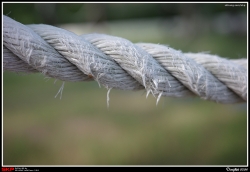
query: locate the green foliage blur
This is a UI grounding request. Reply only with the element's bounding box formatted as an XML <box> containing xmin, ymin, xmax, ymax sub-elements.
<box><xmin>3</xmin><ymin>3</ymin><xmax>246</xmax><ymax>24</ymax></box>
<box><xmin>3</xmin><ymin>3</ymin><xmax>247</xmax><ymax>165</ymax></box>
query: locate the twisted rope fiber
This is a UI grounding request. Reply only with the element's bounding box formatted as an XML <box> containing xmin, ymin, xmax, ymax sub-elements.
<box><xmin>3</xmin><ymin>15</ymin><xmax>247</xmax><ymax>104</ymax></box>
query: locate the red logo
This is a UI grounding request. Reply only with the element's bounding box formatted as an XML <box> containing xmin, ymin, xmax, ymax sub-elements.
<box><xmin>2</xmin><ymin>167</ymin><xmax>14</xmax><ymax>172</ymax></box>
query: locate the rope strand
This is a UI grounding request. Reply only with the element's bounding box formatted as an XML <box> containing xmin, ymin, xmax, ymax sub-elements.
<box><xmin>3</xmin><ymin>15</ymin><xmax>247</xmax><ymax>104</ymax></box>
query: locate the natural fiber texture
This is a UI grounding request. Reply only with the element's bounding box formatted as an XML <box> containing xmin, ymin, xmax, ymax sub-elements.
<box><xmin>3</xmin><ymin>15</ymin><xmax>247</xmax><ymax>104</ymax></box>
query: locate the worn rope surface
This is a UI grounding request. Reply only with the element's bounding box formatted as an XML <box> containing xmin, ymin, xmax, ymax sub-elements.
<box><xmin>3</xmin><ymin>15</ymin><xmax>247</xmax><ymax>104</ymax></box>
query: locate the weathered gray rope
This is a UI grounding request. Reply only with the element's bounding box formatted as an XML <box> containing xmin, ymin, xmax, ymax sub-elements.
<box><xmin>3</xmin><ymin>15</ymin><xmax>247</xmax><ymax>104</ymax></box>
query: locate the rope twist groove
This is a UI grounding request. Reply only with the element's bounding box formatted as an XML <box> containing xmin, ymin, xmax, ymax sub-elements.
<box><xmin>3</xmin><ymin>15</ymin><xmax>247</xmax><ymax>104</ymax></box>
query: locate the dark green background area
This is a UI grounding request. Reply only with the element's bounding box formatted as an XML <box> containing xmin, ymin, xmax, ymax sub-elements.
<box><xmin>3</xmin><ymin>3</ymin><xmax>247</xmax><ymax>165</ymax></box>
<box><xmin>3</xmin><ymin>3</ymin><xmax>246</xmax><ymax>24</ymax></box>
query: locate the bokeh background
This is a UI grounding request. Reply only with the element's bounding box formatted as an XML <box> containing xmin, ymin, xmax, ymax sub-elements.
<box><xmin>2</xmin><ymin>3</ymin><xmax>247</xmax><ymax>165</ymax></box>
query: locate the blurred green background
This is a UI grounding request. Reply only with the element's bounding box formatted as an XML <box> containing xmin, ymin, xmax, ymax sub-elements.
<box><xmin>3</xmin><ymin>3</ymin><xmax>247</xmax><ymax>165</ymax></box>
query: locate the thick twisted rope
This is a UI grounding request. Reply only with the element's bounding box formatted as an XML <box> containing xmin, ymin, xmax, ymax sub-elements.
<box><xmin>3</xmin><ymin>15</ymin><xmax>247</xmax><ymax>104</ymax></box>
